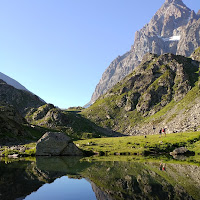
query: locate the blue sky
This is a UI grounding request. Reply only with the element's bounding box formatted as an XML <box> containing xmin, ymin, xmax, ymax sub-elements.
<box><xmin>0</xmin><ymin>0</ymin><xmax>199</xmax><ymax>108</ymax></box>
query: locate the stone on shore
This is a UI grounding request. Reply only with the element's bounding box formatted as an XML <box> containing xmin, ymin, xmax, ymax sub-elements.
<box><xmin>36</xmin><ymin>132</ymin><xmax>83</xmax><ymax>156</ymax></box>
<box><xmin>170</xmin><ymin>147</ymin><xmax>194</xmax><ymax>156</ymax></box>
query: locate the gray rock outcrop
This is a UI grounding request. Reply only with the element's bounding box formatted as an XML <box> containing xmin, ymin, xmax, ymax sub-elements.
<box><xmin>170</xmin><ymin>147</ymin><xmax>194</xmax><ymax>156</ymax></box>
<box><xmin>170</xmin><ymin>147</ymin><xmax>188</xmax><ymax>155</ymax></box>
<box><xmin>36</xmin><ymin>132</ymin><xmax>83</xmax><ymax>156</ymax></box>
<box><xmin>88</xmin><ymin>0</ymin><xmax>200</xmax><ymax>105</ymax></box>
<box><xmin>26</xmin><ymin>104</ymin><xmax>70</xmax><ymax>129</ymax></box>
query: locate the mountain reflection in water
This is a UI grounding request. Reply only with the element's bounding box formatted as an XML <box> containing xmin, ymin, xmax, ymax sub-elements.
<box><xmin>0</xmin><ymin>156</ymin><xmax>200</xmax><ymax>200</ymax></box>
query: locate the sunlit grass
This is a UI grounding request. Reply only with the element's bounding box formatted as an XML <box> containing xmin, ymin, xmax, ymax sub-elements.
<box><xmin>75</xmin><ymin>131</ymin><xmax>200</xmax><ymax>155</ymax></box>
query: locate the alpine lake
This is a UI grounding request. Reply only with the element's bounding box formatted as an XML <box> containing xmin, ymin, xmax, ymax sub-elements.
<box><xmin>1</xmin><ymin>155</ymin><xmax>200</xmax><ymax>200</ymax></box>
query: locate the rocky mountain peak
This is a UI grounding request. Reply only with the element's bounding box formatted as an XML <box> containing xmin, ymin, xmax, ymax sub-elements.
<box><xmin>88</xmin><ymin>0</ymin><xmax>200</xmax><ymax>106</ymax></box>
<box><xmin>149</xmin><ymin>0</ymin><xmax>191</xmax><ymax>38</ymax></box>
<box><xmin>165</xmin><ymin>0</ymin><xmax>184</xmax><ymax>5</ymax></box>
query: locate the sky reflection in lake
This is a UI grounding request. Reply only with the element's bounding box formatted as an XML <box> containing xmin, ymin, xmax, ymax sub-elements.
<box><xmin>24</xmin><ymin>176</ymin><xmax>96</xmax><ymax>200</ymax></box>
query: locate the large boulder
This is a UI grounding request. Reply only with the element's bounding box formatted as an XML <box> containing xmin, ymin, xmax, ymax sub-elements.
<box><xmin>170</xmin><ymin>147</ymin><xmax>195</xmax><ymax>156</ymax></box>
<box><xmin>36</xmin><ymin>132</ymin><xmax>83</xmax><ymax>156</ymax></box>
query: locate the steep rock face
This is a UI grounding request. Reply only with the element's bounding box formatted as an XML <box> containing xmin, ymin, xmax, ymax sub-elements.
<box><xmin>177</xmin><ymin>18</ymin><xmax>200</xmax><ymax>56</ymax></box>
<box><xmin>89</xmin><ymin>0</ymin><xmax>200</xmax><ymax>105</ymax></box>
<box><xmin>190</xmin><ymin>47</ymin><xmax>200</xmax><ymax>88</ymax></box>
<box><xmin>0</xmin><ymin>79</ymin><xmax>45</xmax><ymax>115</ymax></box>
<box><xmin>83</xmin><ymin>51</ymin><xmax>200</xmax><ymax>135</ymax></box>
<box><xmin>26</xmin><ymin>104</ymin><xmax>72</xmax><ymax>128</ymax></box>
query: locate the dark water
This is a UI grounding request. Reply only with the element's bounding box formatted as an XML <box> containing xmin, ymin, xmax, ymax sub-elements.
<box><xmin>0</xmin><ymin>156</ymin><xmax>200</xmax><ymax>200</ymax></box>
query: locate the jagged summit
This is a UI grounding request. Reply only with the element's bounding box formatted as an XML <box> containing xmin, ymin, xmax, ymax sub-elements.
<box><xmin>165</xmin><ymin>0</ymin><xmax>184</xmax><ymax>5</ymax></box>
<box><xmin>149</xmin><ymin>0</ymin><xmax>191</xmax><ymax>38</ymax></box>
<box><xmin>88</xmin><ymin>0</ymin><xmax>200</xmax><ymax>106</ymax></box>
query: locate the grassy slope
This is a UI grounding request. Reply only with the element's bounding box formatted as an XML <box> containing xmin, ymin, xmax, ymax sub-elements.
<box><xmin>145</xmin><ymin>83</ymin><xmax>200</xmax><ymax>123</ymax></box>
<box><xmin>26</xmin><ymin>105</ymin><xmax>108</xmax><ymax>140</ymax></box>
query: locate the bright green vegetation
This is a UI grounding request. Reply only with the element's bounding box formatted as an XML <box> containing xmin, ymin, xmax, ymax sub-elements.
<box><xmin>191</xmin><ymin>46</ymin><xmax>200</xmax><ymax>62</ymax></box>
<box><xmin>0</xmin><ymin>156</ymin><xmax>36</xmax><ymax>164</ymax></box>
<box><xmin>75</xmin><ymin>131</ymin><xmax>200</xmax><ymax>156</ymax></box>
<box><xmin>83</xmin><ymin>154</ymin><xmax>200</xmax><ymax>165</ymax></box>
<box><xmin>0</xmin><ymin>143</ymin><xmax>36</xmax><ymax>157</ymax></box>
<box><xmin>66</xmin><ymin>106</ymin><xmax>84</xmax><ymax>112</ymax></box>
<box><xmin>82</xmin><ymin>94</ymin><xmax>143</xmax><ymax>133</ymax></box>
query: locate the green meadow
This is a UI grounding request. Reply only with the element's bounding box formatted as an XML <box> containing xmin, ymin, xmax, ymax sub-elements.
<box><xmin>1</xmin><ymin>131</ymin><xmax>200</xmax><ymax>160</ymax></box>
<box><xmin>75</xmin><ymin>131</ymin><xmax>200</xmax><ymax>156</ymax></box>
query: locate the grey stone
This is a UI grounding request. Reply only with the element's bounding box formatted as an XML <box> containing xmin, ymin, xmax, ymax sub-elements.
<box><xmin>170</xmin><ymin>147</ymin><xmax>189</xmax><ymax>155</ymax></box>
<box><xmin>36</xmin><ymin>132</ymin><xmax>83</xmax><ymax>156</ymax></box>
<box><xmin>61</xmin><ymin>143</ymin><xmax>84</xmax><ymax>156</ymax></box>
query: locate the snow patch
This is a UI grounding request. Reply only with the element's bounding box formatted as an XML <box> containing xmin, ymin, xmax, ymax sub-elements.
<box><xmin>169</xmin><ymin>35</ymin><xmax>181</xmax><ymax>41</ymax></box>
<box><xmin>157</xmin><ymin>35</ymin><xmax>181</xmax><ymax>42</ymax></box>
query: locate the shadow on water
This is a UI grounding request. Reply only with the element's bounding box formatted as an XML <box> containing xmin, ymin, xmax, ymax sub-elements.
<box><xmin>0</xmin><ymin>156</ymin><xmax>200</xmax><ymax>200</ymax></box>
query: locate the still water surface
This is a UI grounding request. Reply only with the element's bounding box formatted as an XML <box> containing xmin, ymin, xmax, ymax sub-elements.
<box><xmin>24</xmin><ymin>176</ymin><xmax>96</xmax><ymax>200</ymax></box>
<box><xmin>1</xmin><ymin>156</ymin><xmax>200</xmax><ymax>200</ymax></box>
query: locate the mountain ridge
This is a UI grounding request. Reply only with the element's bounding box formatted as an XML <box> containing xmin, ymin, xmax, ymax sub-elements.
<box><xmin>0</xmin><ymin>79</ymin><xmax>45</xmax><ymax>115</ymax></box>
<box><xmin>82</xmin><ymin>47</ymin><xmax>200</xmax><ymax>136</ymax></box>
<box><xmin>0</xmin><ymin>72</ymin><xmax>28</xmax><ymax>91</ymax></box>
<box><xmin>88</xmin><ymin>0</ymin><xmax>200</xmax><ymax>106</ymax></box>
<box><xmin>0</xmin><ymin>71</ymin><xmax>45</xmax><ymax>103</ymax></box>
